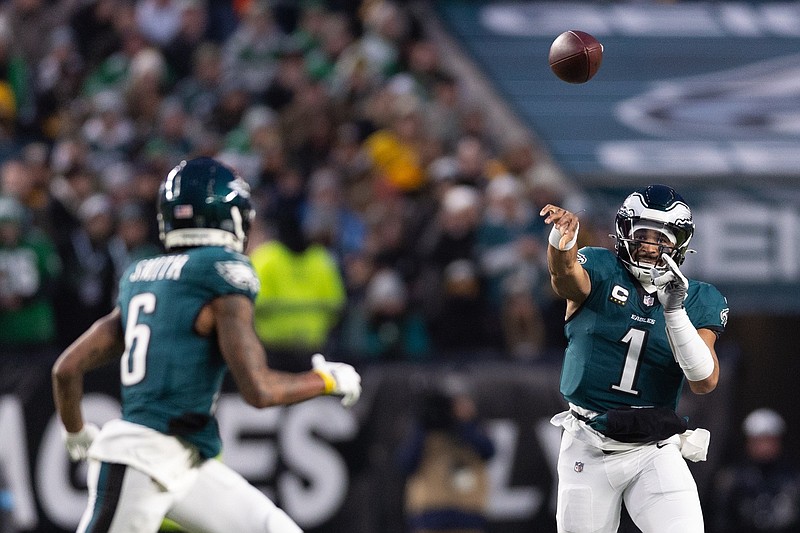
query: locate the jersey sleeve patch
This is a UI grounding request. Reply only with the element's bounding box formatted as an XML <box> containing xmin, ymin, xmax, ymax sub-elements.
<box><xmin>214</xmin><ymin>261</ymin><xmax>260</xmax><ymax>294</ymax></box>
<box><xmin>687</xmin><ymin>282</ymin><xmax>729</xmax><ymax>331</ymax></box>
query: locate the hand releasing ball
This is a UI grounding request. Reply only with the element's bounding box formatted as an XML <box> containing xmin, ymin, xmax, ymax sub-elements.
<box><xmin>549</xmin><ymin>30</ymin><xmax>603</xmax><ymax>84</ymax></box>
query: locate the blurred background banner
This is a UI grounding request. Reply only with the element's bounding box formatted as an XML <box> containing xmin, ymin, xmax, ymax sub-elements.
<box><xmin>435</xmin><ymin>1</ymin><xmax>800</xmax><ymax>182</ymax></box>
<box><xmin>0</xmin><ymin>361</ymin><xmax>733</xmax><ymax>533</ymax></box>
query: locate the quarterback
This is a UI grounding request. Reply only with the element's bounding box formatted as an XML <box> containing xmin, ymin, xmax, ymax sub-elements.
<box><xmin>540</xmin><ymin>185</ymin><xmax>728</xmax><ymax>533</ymax></box>
<box><xmin>52</xmin><ymin>157</ymin><xmax>361</xmax><ymax>533</ymax></box>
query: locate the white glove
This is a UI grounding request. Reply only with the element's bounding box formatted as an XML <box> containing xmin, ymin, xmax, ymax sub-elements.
<box><xmin>312</xmin><ymin>354</ymin><xmax>362</xmax><ymax>407</ymax></box>
<box><xmin>650</xmin><ymin>254</ymin><xmax>688</xmax><ymax>312</ymax></box>
<box><xmin>63</xmin><ymin>423</ymin><xmax>99</xmax><ymax>461</ymax></box>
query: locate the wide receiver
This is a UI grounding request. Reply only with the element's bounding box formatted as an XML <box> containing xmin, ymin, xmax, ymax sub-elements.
<box><xmin>52</xmin><ymin>157</ymin><xmax>361</xmax><ymax>533</ymax></box>
<box><xmin>540</xmin><ymin>185</ymin><xmax>728</xmax><ymax>533</ymax></box>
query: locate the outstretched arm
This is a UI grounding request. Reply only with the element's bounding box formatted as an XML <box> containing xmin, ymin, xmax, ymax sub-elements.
<box><xmin>540</xmin><ymin>204</ymin><xmax>591</xmax><ymax>310</ymax></box>
<box><xmin>52</xmin><ymin>308</ymin><xmax>125</xmax><ymax>433</ymax></box>
<box><xmin>210</xmin><ymin>294</ymin><xmax>361</xmax><ymax>407</ymax></box>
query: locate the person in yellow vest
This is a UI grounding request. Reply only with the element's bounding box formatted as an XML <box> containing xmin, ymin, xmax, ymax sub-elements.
<box><xmin>250</xmin><ymin>202</ymin><xmax>346</xmax><ymax>372</ymax></box>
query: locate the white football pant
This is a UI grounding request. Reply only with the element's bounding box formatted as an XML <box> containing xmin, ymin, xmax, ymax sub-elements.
<box><xmin>77</xmin><ymin>458</ymin><xmax>302</xmax><ymax>533</ymax></box>
<box><xmin>555</xmin><ymin>431</ymin><xmax>704</xmax><ymax>533</ymax></box>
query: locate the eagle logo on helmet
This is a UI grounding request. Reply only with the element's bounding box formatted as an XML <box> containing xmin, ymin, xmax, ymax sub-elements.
<box><xmin>617</xmin><ymin>205</ymin><xmax>635</xmax><ymax>218</ymax></box>
<box><xmin>228</xmin><ymin>177</ymin><xmax>251</xmax><ymax>199</ymax></box>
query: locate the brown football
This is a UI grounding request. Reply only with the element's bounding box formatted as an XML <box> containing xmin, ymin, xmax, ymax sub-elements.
<box><xmin>549</xmin><ymin>30</ymin><xmax>603</xmax><ymax>84</ymax></box>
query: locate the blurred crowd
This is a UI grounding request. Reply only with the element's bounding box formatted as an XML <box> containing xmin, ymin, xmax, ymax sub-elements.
<box><xmin>0</xmin><ymin>0</ymin><xmax>583</xmax><ymax>369</ymax></box>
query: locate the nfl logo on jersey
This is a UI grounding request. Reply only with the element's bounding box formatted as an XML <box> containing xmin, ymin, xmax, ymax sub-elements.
<box><xmin>574</xmin><ymin>461</ymin><xmax>584</xmax><ymax>473</ymax></box>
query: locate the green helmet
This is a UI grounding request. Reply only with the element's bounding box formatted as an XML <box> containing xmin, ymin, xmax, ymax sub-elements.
<box><xmin>158</xmin><ymin>157</ymin><xmax>254</xmax><ymax>253</ymax></box>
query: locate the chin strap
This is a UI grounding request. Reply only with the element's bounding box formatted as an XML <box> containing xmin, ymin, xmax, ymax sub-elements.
<box><xmin>628</xmin><ymin>264</ymin><xmax>657</xmax><ymax>292</ymax></box>
<box><xmin>664</xmin><ymin>309</ymin><xmax>714</xmax><ymax>381</ymax></box>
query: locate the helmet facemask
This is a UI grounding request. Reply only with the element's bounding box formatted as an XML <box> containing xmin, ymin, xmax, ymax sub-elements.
<box><xmin>613</xmin><ymin>185</ymin><xmax>695</xmax><ymax>286</ymax></box>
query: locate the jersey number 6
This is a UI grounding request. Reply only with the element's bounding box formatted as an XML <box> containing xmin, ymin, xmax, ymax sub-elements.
<box><xmin>120</xmin><ymin>292</ymin><xmax>156</xmax><ymax>386</ymax></box>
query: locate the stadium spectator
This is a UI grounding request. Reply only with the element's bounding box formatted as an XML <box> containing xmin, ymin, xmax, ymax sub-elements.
<box><xmin>303</xmin><ymin>9</ymin><xmax>354</xmax><ymax>86</ymax></box>
<box><xmin>53</xmin><ymin>193</ymin><xmax>118</xmax><ymax>348</ymax></box>
<box><xmin>362</xmin><ymin>92</ymin><xmax>430</xmax><ymax>195</ymax></box>
<box><xmin>171</xmin><ymin>42</ymin><xmax>223</xmax><ymax>126</ymax></box>
<box><xmin>108</xmin><ymin>201</ymin><xmax>162</xmax><ymax>275</ymax></box>
<box><xmin>45</xmin><ymin>150</ymin><xmax>95</xmax><ymax>245</ymax></box>
<box><xmin>0</xmin><ymin>156</ymin><xmax>46</xmax><ymax>226</ymax></box>
<box><xmin>135</xmin><ymin>0</ymin><xmax>185</xmax><ymax>48</ymax></box>
<box><xmin>416</xmin><ymin>184</ymin><xmax>502</xmax><ymax>359</ymax></box>
<box><xmin>300</xmin><ymin>165</ymin><xmax>366</xmax><ymax>264</ymax></box>
<box><xmin>80</xmin><ymin>90</ymin><xmax>136</xmax><ymax>173</ymax></box>
<box><xmin>0</xmin><ymin>196</ymin><xmax>61</xmax><ymax>407</ymax></box>
<box><xmin>216</xmin><ymin>104</ymin><xmax>278</xmax><ymax>185</ymax></box>
<box><xmin>162</xmin><ymin>0</ymin><xmax>211</xmax><ymax>81</ymax></box>
<box><xmin>220</xmin><ymin>0</ymin><xmax>286</xmax><ymax>99</ymax></box>
<box><xmin>0</xmin><ymin>195</ymin><xmax>61</xmax><ymax>355</ymax></box>
<box><xmin>708</xmin><ymin>408</ymin><xmax>800</xmax><ymax>533</ymax></box>
<box><xmin>69</xmin><ymin>0</ymin><xmax>122</xmax><ymax>74</ymax></box>
<box><xmin>474</xmin><ymin>173</ymin><xmax>551</xmax><ymax>360</ymax></box>
<box><xmin>249</xmin><ymin>196</ymin><xmax>346</xmax><ymax>372</ymax></box>
<box><xmin>141</xmin><ymin>98</ymin><xmax>197</xmax><ymax>171</ymax></box>
<box><xmin>80</xmin><ymin>25</ymin><xmax>149</xmax><ymax>97</ymax></box>
<box><xmin>398</xmin><ymin>380</ymin><xmax>495</xmax><ymax>533</ymax></box>
<box><xmin>339</xmin><ymin>266</ymin><xmax>430</xmax><ymax>362</ymax></box>
<box><xmin>423</xmin><ymin>70</ymin><xmax>463</xmax><ymax>152</ymax></box>
<box><xmin>33</xmin><ymin>26</ymin><xmax>85</xmax><ymax>141</ymax></box>
<box><xmin>476</xmin><ymin>173</ymin><xmax>546</xmax><ymax>311</ymax></box>
<box><xmin>6</xmin><ymin>0</ymin><xmax>78</xmax><ymax>66</ymax></box>
<box><xmin>0</xmin><ymin>15</ymin><xmax>31</xmax><ymax>138</ymax></box>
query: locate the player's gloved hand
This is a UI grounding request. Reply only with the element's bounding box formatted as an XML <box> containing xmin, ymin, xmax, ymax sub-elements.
<box><xmin>62</xmin><ymin>423</ymin><xmax>99</xmax><ymax>461</ymax></box>
<box><xmin>650</xmin><ymin>253</ymin><xmax>688</xmax><ymax>312</ymax></box>
<box><xmin>312</xmin><ymin>354</ymin><xmax>362</xmax><ymax>407</ymax></box>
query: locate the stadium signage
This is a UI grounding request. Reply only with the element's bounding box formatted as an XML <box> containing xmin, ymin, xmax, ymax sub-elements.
<box><xmin>0</xmin><ymin>387</ymin><xmax>559</xmax><ymax>532</ymax></box>
<box><xmin>481</xmin><ymin>2</ymin><xmax>800</xmax><ymax>38</ymax></box>
<box><xmin>0</xmin><ymin>393</ymin><xmax>358</xmax><ymax>531</ymax></box>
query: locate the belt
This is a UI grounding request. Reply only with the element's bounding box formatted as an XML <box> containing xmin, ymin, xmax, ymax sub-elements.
<box><xmin>569</xmin><ymin>410</ymin><xmax>622</xmax><ymax>455</ymax></box>
<box><xmin>570</xmin><ymin>409</ymin><xmax>594</xmax><ymax>423</ymax></box>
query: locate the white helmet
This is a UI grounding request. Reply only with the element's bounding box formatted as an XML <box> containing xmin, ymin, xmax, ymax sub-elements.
<box><xmin>614</xmin><ymin>184</ymin><xmax>694</xmax><ymax>283</ymax></box>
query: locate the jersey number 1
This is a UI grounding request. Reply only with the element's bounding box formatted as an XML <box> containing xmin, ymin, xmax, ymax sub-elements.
<box><xmin>611</xmin><ymin>327</ymin><xmax>647</xmax><ymax>396</ymax></box>
<box><xmin>120</xmin><ymin>293</ymin><xmax>156</xmax><ymax>386</ymax></box>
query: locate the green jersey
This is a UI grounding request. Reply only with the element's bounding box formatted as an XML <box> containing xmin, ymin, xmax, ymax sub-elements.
<box><xmin>116</xmin><ymin>247</ymin><xmax>260</xmax><ymax>458</ymax></box>
<box><xmin>561</xmin><ymin>247</ymin><xmax>728</xmax><ymax>414</ymax></box>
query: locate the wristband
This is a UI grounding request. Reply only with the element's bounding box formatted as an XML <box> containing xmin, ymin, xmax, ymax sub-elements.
<box><xmin>548</xmin><ymin>223</ymin><xmax>579</xmax><ymax>251</ymax></box>
<box><xmin>313</xmin><ymin>368</ymin><xmax>336</xmax><ymax>393</ymax></box>
<box><xmin>664</xmin><ymin>309</ymin><xmax>714</xmax><ymax>381</ymax></box>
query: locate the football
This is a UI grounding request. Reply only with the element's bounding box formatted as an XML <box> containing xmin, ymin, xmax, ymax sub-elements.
<box><xmin>548</xmin><ymin>30</ymin><xmax>604</xmax><ymax>84</ymax></box>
